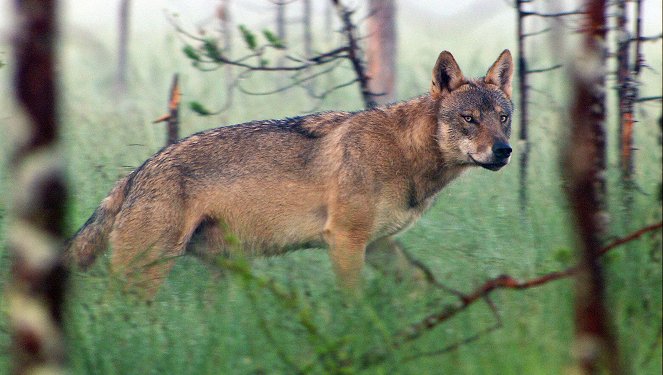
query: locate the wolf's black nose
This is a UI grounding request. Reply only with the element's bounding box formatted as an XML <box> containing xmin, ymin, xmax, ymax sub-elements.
<box><xmin>493</xmin><ymin>142</ymin><xmax>512</xmax><ymax>159</ymax></box>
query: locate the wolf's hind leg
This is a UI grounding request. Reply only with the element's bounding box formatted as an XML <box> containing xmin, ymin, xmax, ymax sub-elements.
<box><xmin>109</xmin><ymin>199</ymin><xmax>198</xmax><ymax>299</ymax></box>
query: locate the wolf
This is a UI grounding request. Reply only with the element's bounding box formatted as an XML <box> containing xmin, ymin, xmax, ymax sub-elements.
<box><xmin>67</xmin><ymin>50</ymin><xmax>514</xmax><ymax>297</ymax></box>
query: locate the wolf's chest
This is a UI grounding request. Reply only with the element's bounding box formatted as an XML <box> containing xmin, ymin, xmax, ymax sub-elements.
<box><xmin>372</xmin><ymin>193</ymin><xmax>436</xmax><ymax>239</ymax></box>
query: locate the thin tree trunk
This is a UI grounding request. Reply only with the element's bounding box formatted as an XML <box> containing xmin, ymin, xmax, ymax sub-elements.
<box><xmin>166</xmin><ymin>74</ymin><xmax>180</xmax><ymax>145</ymax></box>
<box><xmin>302</xmin><ymin>0</ymin><xmax>315</xmax><ymax>93</ymax></box>
<box><xmin>581</xmin><ymin>0</ymin><xmax>609</xmax><ymax>210</ymax></box>
<box><xmin>276</xmin><ymin>1</ymin><xmax>286</xmax><ymax>42</ymax></box>
<box><xmin>633</xmin><ymin>0</ymin><xmax>643</xmax><ymax>77</ymax></box>
<box><xmin>516</xmin><ymin>0</ymin><xmax>529</xmax><ymax>211</ymax></box>
<box><xmin>616</xmin><ymin>0</ymin><xmax>635</xmax><ymax>189</ymax></box>
<box><xmin>366</xmin><ymin>0</ymin><xmax>397</xmax><ymax>105</ymax></box>
<box><xmin>303</xmin><ymin>0</ymin><xmax>313</xmax><ymax>58</ymax></box>
<box><xmin>218</xmin><ymin>0</ymin><xmax>234</xmax><ymax>110</ymax></box>
<box><xmin>275</xmin><ymin>0</ymin><xmax>286</xmax><ymax>67</ymax></box>
<box><xmin>565</xmin><ymin>1</ymin><xmax>621</xmax><ymax>373</ymax></box>
<box><xmin>331</xmin><ymin>0</ymin><xmax>377</xmax><ymax>109</ymax></box>
<box><xmin>116</xmin><ymin>0</ymin><xmax>131</xmax><ymax>93</ymax></box>
<box><xmin>324</xmin><ymin>0</ymin><xmax>334</xmax><ymax>45</ymax></box>
<box><xmin>10</xmin><ymin>0</ymin><xmax>69</xmax><ymax>373</ymax></box>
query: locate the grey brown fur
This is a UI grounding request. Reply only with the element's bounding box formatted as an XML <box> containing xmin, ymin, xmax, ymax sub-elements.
<box><xmin>67</xmin><ymin>50</ymin><xmax>515</xmax><ymax>297</ymax></box>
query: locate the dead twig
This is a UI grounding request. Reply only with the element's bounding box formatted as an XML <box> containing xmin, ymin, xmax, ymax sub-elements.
<box><xmin>391</xmin><ymin>221</ymin><xmax>661</xmax><ymax>348</ymax></box>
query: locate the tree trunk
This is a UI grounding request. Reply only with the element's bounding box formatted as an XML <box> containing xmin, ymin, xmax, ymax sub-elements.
<box><xmin>166</xmin><ymin>74</ymin><xmax>180</xmax><ymax>145</ymax></box>
<box><xmin>303</xmin><ymin>0</ymin><xmax>313</xmax><ymax>58</ymax></box>
<box><xmin>302</xmin><ymin>0</ymin><xmax>315</xmax><ymax>93</ymax></box>
<box><xmin>275</xmin><ymin>1</ymin><xmax>287</xmax><ymax>75</ymax></box>
<box><xmin>516</xmin><ymin>0</ymin><xmax>529</xmax><ymax>211</ymax></box>
<box><xmin>633</xmin><ymin>0</ymin><xmax>643</xmax><ymax>77</ymax></box>
<box><xmin>324</xmin><ymin>0</ymin><xmax>334</xmax><ymax>45</ymax></box>
<box><xmin>616</xmin><ymin>0</ymin><xmax>635</xmax><ymax>189</ymax></box>
<box><xmin>331</xmin><ymin>0</ymin><xmax>377</xmax><ymax>109</ymax></box>
<box><xmin>116</xmin><ymin>0</ymin><xmax>131</xmax><ymax>93</ymax></box>
<box><xmin>217</xmin><ymin>0</ymin><xmax>234</xmax><ymax>111</ymax></box>
<box><xmin>10</xmin><ymin>0</ymin><xmax>69</xmax><ymax>373</ymax></box>
<box><xmin>366</xmin><ymin>0</ymin><xmax>397</xmax><ymax>105</ymax></box>
<box><xmin>565</xmin><ymin>1</ymin><xmax>621</xmax><ymax>373</ymax></box>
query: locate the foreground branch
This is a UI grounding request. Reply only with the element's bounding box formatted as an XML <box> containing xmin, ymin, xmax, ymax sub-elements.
<box><xmin>391</xmin><ymin>221</ymin><xmax>661</xmax><ymax>348</ymax></box>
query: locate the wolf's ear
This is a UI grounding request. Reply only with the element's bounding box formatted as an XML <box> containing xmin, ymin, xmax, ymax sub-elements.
<box><xmin>431</xmin><ymin>51</ymin><xmax>466</xmax><ymax>99</ymax></box>
<box><xmin>485</xmin><ymin>49</ymin><xmax>514</xmax><ymax>99</ymax></box>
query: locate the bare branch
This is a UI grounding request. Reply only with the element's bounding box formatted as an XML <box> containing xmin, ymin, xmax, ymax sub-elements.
<box><xmin>527</xmin><ymin>63</ymin><xmax>563</xmax><ymax>74</ymax></box>
<box><xmin>521</xmin><ymin>9</ymin><xmax>585</xmax><ymax>18</ymax></box>
<box><xmin>629</xmin><ymin>34</ymin><xmax>663</xmax><ymax>43</ymax></box>
<box><xmin>169</xmin><ymin>2</ymin><xmax>382</xmax><ymax>113</ymax></box>
<box><xmin>237</xmin><ymin>60</ymin><xmax>344</xmax><ymax>98</ymax></box>
<box><xmin>389</xmin><ymin>221</ymin><xmax>661</xmax><ymax>349</ymax></box>
<box><xmin>523</xmin><ymin>27</ymin><xmax>552</xmax><ymax>38</ymax></box>
<box><xmin>600</xmin><ymin>222</ymin><xmax>663</xmax><ymax>255</ymax></box>
<box><xmin>400</xmin><ymin>296</ymin><xmax>502</xmax><ymax>362</ymax></box>
<box><xmin>635</xmin><ymin>96</ymin><xmax>662</xmax><ymax>103</ymax></box>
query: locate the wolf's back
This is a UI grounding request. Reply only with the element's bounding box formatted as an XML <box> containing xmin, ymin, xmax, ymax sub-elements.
<box><xmin>65</xmin><ymin>175</ymin><xmax>130</xmax><ymax>268</ymax></box>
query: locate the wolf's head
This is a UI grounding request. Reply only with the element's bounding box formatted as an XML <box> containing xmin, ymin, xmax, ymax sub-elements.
<box><xmin>431</xmin><ymin>50</ymin><xmax>514</xmax><ymax>171</ymax></box>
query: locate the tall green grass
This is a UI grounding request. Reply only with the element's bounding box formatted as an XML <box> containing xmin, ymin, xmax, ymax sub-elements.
<box><xmin>1</xmin><ymin>13</ymin><xmax>661</xmax><ymax>374</ymax></box>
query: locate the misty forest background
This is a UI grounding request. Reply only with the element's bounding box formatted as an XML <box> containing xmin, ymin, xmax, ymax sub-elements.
<box><xmin>0</xmin><ymin>0</ymin><xmax>662</xmax><ymax>374</ymax></box>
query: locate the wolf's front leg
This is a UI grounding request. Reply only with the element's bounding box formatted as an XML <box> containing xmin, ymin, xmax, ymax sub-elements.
<box><xmin>325</xmin><ymin>229</ymin><xmax>369</xmax><ymax>290</ymax></box>
<box><xmin>323</xmin><ymin>198</ymin><xmax>373</xmax><ymax>290</ymax></box>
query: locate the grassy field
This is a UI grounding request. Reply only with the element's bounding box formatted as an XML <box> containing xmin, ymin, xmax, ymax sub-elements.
<box><xmin>1</xmin><ymin>8</ymin><xmax>662</xmax><ymax>374</ymax></box>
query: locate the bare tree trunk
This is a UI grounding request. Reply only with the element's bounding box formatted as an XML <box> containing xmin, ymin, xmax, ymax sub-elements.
<box><xmin>565</xmin><ymin>1</ymin><xmax>621</xmax><ymax>373</ymax></box>
<box><xmin>331</xmin><ymin>0</ymin><xmax>378</xmax><ymax>109</ymax></box>
<box><xmin>276</xmin><ymin>1</ymin><xmax>286</xmax><ymax>41</ymax></box>
<box><xmin>217</xmin><ymin>0</ymin><xmax>234</xmax><ymax>111</ymax></box>
<box><xmin>516</xmin><ymin>0</ymin><xmax>530</xmax><ymax>211</ymax></box>
<box><xmin>303</xmin><ymin>0</ymin><xmax>313</xmax><ymax>58</ymax></box>
<box><xmin>616</xmin><ymin>0</ymin><xmax>635</xmax><ymax>192</ymax></box>
<box><xmin>274</xmin><ymin>1</ymin><xmax>287</xmax><ymax>76</ymax></box>
<box><xmin>116</xmin><ymin>0</ymin><xmax>131</xmax><ymax>93</ymax></box>
<box><xmin>633</xmin><ymin>0</ymin><xmax>643</xmax><ymax>77</ymax></box>
<box><xmin>302</xmin><ymin>0</ymin><xmax>315</xmax><ymax>93</ymax></box>
<box><xmin>166</xmin><ymin>74</ymin><xmax>180</xmax><ymax>145</ymax></box>
<box><xmin>324</xmin><ymin>0</ymin><xmax>334</xmax><ymax>45</ymax></box>
<box><xmin>366</xmin><ymin>0</ymin><xmax>397</xmax><ymax>105</ymax></box>
<box><xmin>9</xmin><ymin>0</ymin><xmax>69</xmax><ymax>373</ymax></box>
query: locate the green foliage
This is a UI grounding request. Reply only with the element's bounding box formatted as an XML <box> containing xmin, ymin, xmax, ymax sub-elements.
<box><xmin>238</xmin><ymin>24</ymin><xmax>257</xmax><ymax>51</ymax></box>
<box><xmin>182</xmin><ymin>45</ymin><xmax>200</xmax><ymax>62</ymax></box>
<box><xmin>202</xmin><ymin>38</ymin><xmax>223</xmax><ymax>62</ymax></box>
<box><xmin>262</xmin><ymin>30</ymin><xmax>285</xmax><ymax>49</ymax></box>
<box><xmin>189</xmin><ymin>101</ymin><xmax>212</xmax><ymax>116</ymax></box>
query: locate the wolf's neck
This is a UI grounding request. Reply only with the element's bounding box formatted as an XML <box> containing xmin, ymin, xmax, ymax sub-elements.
<box><xmin>379</xmin><ymin>94</ymin><xmax>440</xmax><ymax>161</ymax></box>
<box><xmin>382</xmin><ymin>94</ymin><xmax>468</xmax><ymax>198</ymax></box>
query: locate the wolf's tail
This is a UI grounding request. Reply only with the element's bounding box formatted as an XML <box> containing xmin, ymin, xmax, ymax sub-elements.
<box><xmin>65</xmin><ymin>175</ymin><xmax>130</xmax><ymax>269</ymax></box>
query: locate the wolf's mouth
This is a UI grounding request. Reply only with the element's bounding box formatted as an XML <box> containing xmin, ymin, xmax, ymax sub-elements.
<box><xmin>468</xmin><ymin>154</ymin><xmax>508</xmax><ymax>171</ymax></box>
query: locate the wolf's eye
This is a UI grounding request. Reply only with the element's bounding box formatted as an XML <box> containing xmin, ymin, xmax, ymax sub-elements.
<box><xmin>500</xmin><ymin>114</ymin><xmax>509</xmax><ymax>123</ymax></box>
<box><xmin>462</xmin><ymin>115</ymin><xmax>474</xmax><ymax>123</ymax></box>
